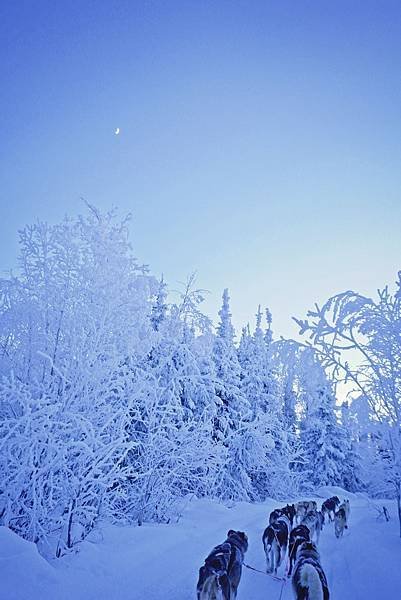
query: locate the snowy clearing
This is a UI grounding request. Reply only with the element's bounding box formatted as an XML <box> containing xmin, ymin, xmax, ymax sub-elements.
<box><xmin>2</xmin><ymin>491</ymin><xmax>401</xmax><ymax>600</ymax></box>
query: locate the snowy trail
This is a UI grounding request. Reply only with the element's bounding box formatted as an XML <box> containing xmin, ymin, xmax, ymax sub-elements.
<box><xmin>2</xmin><ymin>493</ymin><xmax>401</xmax><ymax>599</ymax></box>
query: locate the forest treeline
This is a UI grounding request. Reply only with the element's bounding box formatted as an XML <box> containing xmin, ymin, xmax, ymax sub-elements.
<box><xmin>0</xmin><ymin>206</ymin><xmax>400</xmax><ymax>555</ymax></box>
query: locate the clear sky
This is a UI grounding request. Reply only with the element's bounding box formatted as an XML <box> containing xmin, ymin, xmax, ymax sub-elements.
<box><xmin>1</xmin><ymin>0</ymin><xmax>401</xmax><ymax>338</ymax></box>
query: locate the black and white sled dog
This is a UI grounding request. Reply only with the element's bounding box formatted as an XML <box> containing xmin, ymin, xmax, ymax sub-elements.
<box><xmin>263</xmin><ymin>515</ymin><xmax>290</xmax><ymax>574</ymax></box>
<box><xmin>197</xmin><ymin>530</ymin><xmax>248</xmax><ymax>600</ymax></box>
<box><xmin>295</xmin><ymin>500</ymin><xmax>317</xmax><ymax>524</ymax></box>
<box><xmin>301</xmin><ymin>510</ymin><xmax>324</xmax><ymax>545</ymax></box>
<box><xmin>288</xmin><ymin>524</ymin><xmax>310</xmax><ymax>577</ymax></box>
<box><xmin>334</xmin><ymin>503</ymin><xmax>348</xmax><ymax>539</ymax></box>
<box><xmin>321</xmin><ymin>496</ymin><xmax>340</xmax><ymax>522</ymax></box>
<box><xmin>292</xmin><ymin>541</ymin><xmax>330</xmax><ymax>600</ymax></box>
<box><xmin>284</xmin><ymin>503</ymin><xmax>297</xmax><ymax>526</ymax></box>
<box><xmin>269</xmin><ymin>504</ymin><xmax>296</xmax><ymax>527</ymax></box>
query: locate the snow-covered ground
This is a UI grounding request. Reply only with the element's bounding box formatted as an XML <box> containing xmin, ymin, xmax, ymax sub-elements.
<box><xmin>2</xmin><ymin>489</ymin><xmax>401</xmax><ymax>599</ymax></box>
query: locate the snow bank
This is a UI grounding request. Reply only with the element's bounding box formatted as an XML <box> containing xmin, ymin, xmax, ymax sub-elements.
<box><xmin>316</xmin><ymin>485</ymin><xmax>358</xmax><ymax>499</ymax></box>
<box><xmin>0</xmin><ymin>526</ymin><xmax>61</xmax><ymax>600</ymax></box>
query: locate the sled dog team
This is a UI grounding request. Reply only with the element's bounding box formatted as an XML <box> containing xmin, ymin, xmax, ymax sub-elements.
<box><xmin>197</xmin><ymin>496</ymin><xmax>350</xmax><ymax>599</ymax></box>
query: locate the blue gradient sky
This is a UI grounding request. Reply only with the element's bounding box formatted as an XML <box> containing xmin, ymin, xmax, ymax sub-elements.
<box><xmin>1</xmin><ymin>1</ymin><xmax>400</xmax><ymax>337</ymax></box>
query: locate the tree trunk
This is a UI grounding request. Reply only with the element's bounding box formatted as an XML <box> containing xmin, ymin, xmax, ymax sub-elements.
<box><xmin>395</xmin><ymin>480</ymin><xmax>401</xmax><ymax>538</ymax></box>
<box><xmin>67</xmin><ymin>498</ymin><xmax>76</xmax><ymax>549</ymax></box>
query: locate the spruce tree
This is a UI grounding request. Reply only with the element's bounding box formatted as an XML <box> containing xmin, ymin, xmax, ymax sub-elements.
<box><xmin>300</xmin><ymin>373</ymin><xmax>345</xmax><ymax>487</ymax></box>
<box><xmin>212</xmin><ymin>289</ymin><xmax>249</xmax><ymax>433</ymax></box>
<box><xmin>150</xmin><ymin>276</ymin><xmax>168</xmax><ymax>331</ymax></box>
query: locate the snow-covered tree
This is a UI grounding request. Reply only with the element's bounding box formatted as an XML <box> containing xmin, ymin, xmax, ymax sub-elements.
<box><xmin>0</xmin><ymin>207</ymin><xmax>159</xmax><ymax>554</ymax></box>
<box><xmin>212</xmin><ymin>289</ymin><xmax>249</xmax><ymax>436</ymax></box>
<box><xmin>270</xmin><ymin>340</ymin><xmax>301</xmax><ymax>430</ymax></box>
<box><xmin>239</xmin><ymin>306</ymin><xmax>275</xmax><ymax>415</ymax></box>
<box><xmin>150</xmin><ymin>276</ymin><xmax>168</xmax><ymax>331</ymax></box>
<box><xmin>299</xmin><ymin>373</ymin><xmax>345</xmax><ymax>488</ymax></box>
<box><xmin>295</xmin><ymin>274</ymin><xmax>401</xmax><ymax>533</ymax></box>
<box><xmin>339</xmin><ymin>401</ymin><xmax>363</xmax><ymax>492</ymax></box>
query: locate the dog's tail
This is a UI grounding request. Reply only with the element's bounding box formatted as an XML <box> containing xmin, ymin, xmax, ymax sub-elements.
<box><xmin>264</xmin><ymin>537</ymin><xmax>280</xmax><ymax>573</ymax></box>
<box><xmin>263</xmin><ymin>528</ymin><xmax>273</xmax><ymax>555</ymax></box>
<box><xmin>197</xmin><ymin>572</ymin><xmax>226</xmax><ymax>600</ymax></box>
<box><xmin>299</xmin><ymin>563</ymin><xmax>324</xmax><ymax>600</ymax></box>
<box><xmin>217</xmin><ymin>573</ymin><xmax>230</xmax><ymax>599</ymax></box>
<box><xmin>263</xmin><ymin>532</ymin><xmax>274</xmax><ymax>573</ymax></box>
<box><xmin>263</xmin><ymin>536</ymin><xmax>272</xmax><ymax>566</ymax></box>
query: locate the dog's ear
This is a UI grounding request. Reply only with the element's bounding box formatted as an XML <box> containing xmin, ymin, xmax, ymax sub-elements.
<box><xmin>239</xmin><ymin>531</ymin><xmax>248</xmax><ymax>545</ymax></box>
